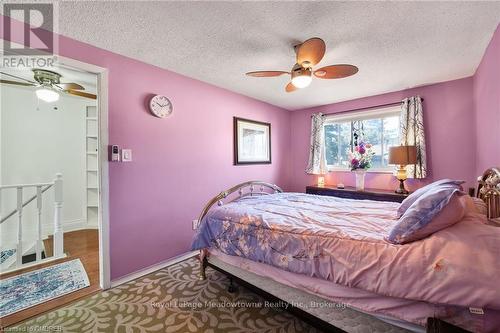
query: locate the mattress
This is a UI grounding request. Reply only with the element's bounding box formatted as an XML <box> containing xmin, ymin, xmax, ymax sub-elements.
<box><xmin>209</xmin><ymin>249</ymin><xmax>500</xmax><ymax>333</ymax></box>
<box><xmin>192</xmin><ymin>192</ymin><xmax>500</xmax><ymax>312</ymax></box>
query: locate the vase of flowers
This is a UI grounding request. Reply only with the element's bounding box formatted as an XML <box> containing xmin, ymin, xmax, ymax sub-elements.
<box><xmin>348</xmin><ymin>141</ymin><xmax>375</xmax><ymax>191</ymax></box>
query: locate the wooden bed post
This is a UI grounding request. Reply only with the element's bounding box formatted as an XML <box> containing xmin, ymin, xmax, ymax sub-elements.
<box><xmin>199</xmin><ymin>249</ymin><xmax>208</xmax><ymax>280</ymax></box>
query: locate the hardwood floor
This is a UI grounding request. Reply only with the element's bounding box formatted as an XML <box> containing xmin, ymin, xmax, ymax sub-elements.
<box><xmin>0</xmin><ymin>229</ymin><xmax>100</xmax><ymax>328</ymax></box>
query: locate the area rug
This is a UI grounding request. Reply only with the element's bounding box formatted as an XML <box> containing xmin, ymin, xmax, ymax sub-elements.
<box><xmin>11</xmin><ymin>257</ymin><xmax>318</xmax><ymax>332</ymax></box>
<box><xmin>0</xmin><ymin>248</ymin><xmax>16</xmax><ymax>264</ymax></box>
<box><xmin>0</xmin><ymin>259</ymin><xmax>90</xmax><ymax>318</ymax></box>
<box><xmin>8</xmin><ymin>258</ymin><xmax>408</xmax><ymax>332</ymax></box>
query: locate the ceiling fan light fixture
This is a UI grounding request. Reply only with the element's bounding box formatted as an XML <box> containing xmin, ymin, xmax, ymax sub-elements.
<box><xmin>291</xmin><ymin>64</ymin><xmax>312</xmax><ymax>89</ymax></box>
<box><xmin>36</xmin><ymin>86</ymin><xmax>60</xmax><ymax>102</ymax></box>
<box><xmin>291</xmin><ymin>74</ymin><xmax>312</xmax><ymax>88</ymax></box>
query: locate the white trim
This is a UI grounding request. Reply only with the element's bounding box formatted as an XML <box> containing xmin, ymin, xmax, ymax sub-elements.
<box><xmin>324</xmin><ymin>105</ymin><xmax>400</xmax><ymax>123</ymax></box>
<box><xmin>62</xmin><ymin>218</ymin><xmax>87</xmax><ymax>232</ymax></box>
<box><xmin>1</xmin><ymin>218</ymin><xmax>89</xmax><ymax>241</ymax></box>
<box><xmin>327</xmin><ymin>167</ymin><xmax>394</xmax><ymax>174</ymax></box>
<box><xmin>1</xmin><ymin>42</ymin><xmax>111</xmax><ymax>289</ymax></box>
<box><xmin>110</xmin><ymin>251</ymin><xmax>198</xmax><ymax>288</ymax></box>
<box><xmin>53</xmin><ymin>55</ymin><xmax>111</xmax><ymax>290</ymax></box>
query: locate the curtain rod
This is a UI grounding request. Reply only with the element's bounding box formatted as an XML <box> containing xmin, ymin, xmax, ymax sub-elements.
<box><xmin>314</xmin><ymin>98</ymin><xmax>424</xmax><ymax>117</ymax></box>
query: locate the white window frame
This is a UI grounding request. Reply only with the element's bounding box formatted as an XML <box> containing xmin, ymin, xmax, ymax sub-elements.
<box><xmin>323</xmin><ymin>105</ymin><xmax>401</xmax><ymax>173</ymax></box>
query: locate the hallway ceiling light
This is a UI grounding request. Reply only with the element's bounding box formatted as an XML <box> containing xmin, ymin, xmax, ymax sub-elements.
<box><xmin>0</xmin><ymin>69</ymin><xmax>96</xmax><ymax>100</ymax></box>
<box><xmin>36</xmin><ymin>86</ymin><xmax>60</xmax><ymax>103</ymax></box>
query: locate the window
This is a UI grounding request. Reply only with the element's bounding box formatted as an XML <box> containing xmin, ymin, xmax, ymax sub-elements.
<box><xmin>324</xmin><ymin>106</ymin><xmax>400</xmax><ymax>172</ymax></box>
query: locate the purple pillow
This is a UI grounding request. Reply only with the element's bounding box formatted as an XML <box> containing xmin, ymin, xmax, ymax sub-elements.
<box><xmin>397</xmin><ymin>179</ymin><xmax>465</xmax><ymax>217</ymax></box>
<box><xmin>388</xmin><ymin>186</ymin><xmax>465</xmax><ymax>244</ymax></box>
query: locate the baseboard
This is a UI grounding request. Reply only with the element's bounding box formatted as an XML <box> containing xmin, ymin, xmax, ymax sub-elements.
<box><xmin>62</xmin><ymin>218</ymin><xmax>88</xmax><ymax>232</ymax></box>
<box><xmin>1</xmin><ymin>218</ymin><xmax>88</xmax><ymax>243</ymax></box>
<box><xmin>110</xmin><ymin>251</ymin><xmax>198</xmax><ymax>288</ymax></box>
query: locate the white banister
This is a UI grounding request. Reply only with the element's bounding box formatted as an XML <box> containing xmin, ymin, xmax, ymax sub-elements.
<box><xmin>0</xmin><ymin>174</ymin><xmax>65</xmax><ymax>272</ymax></box>
<box><xmin>16</xmin><ymin>187</ymin><xmax>23</xmax><ymax>267</ymax></box>
<box><xmin>36</xmin><ymin>186</ymin><xmax>43</xmax><ymax>261</ymax></box>
<box><xmin>53</xmin><ymin>174</ymin><xmax>64</xmax><ymax>258</ymax></box>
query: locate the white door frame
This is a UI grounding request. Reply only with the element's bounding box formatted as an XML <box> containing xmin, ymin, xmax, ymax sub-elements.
<box><xmin>0</xmin><ymin>42</ymin><xmax>111</xmax><ymax>289</ymax></box>
<box><xmin>56</xmin><ymin>56</ymin><xmax>111</xmax><ymax>289</ymax></box>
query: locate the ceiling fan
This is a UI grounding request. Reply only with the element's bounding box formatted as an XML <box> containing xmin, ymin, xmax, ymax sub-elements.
<box><xmin>246</xmin><ymin>37</ymin><xmax>358</xmax><ymax>92</ymax></box>
<box><xmin>0</xmin><ymin>69</ymin><xmax>97</xmax><ymax>102</ymax></box>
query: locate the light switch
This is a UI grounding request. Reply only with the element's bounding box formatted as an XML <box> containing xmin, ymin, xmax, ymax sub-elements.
<box><xmin>121</xmin><ymin>149</ymin><xmax>132</xmax><ymax>162</ymax></box>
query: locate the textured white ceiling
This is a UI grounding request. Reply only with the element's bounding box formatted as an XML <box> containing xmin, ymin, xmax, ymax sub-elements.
<box><xmin>54</xmin><ymin>1</ymin><xmax>500</xmax><ymax>110</ymax></box>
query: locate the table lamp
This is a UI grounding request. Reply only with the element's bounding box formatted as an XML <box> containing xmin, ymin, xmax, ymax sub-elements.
<box><xmin>389</xmin><ymin>145</ymin><xmax>417</xmax><ymax>194</ymax></box>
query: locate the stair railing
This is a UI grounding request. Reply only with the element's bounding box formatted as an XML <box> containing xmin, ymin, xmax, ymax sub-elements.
<box><xmin>0</xmin><ymin>174</ymin><xmax>64</xmax><ymax>268</ymax></box>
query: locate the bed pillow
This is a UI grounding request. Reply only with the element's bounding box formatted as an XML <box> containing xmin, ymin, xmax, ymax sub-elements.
<box><xmin>397</xmin><ymin>179</ymin><xmax>465</xmax><ymax>218</ymax></box>
<box><xmin>388</xmin><ymin>186</ymin><xmax>466</xmax><ymax>244</ymax></box>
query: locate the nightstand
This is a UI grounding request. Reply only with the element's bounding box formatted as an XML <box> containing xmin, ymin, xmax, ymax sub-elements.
<box><xmin>306</xmin><ymin>185</ymin><xmax>408</xmax><ymax>203</ymax></box>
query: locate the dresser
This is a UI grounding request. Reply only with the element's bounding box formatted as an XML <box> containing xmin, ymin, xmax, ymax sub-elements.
<box><xmin>306</xmin><ymin>185</ymin><xmax>408</xmax><ymax>203</ymax></box>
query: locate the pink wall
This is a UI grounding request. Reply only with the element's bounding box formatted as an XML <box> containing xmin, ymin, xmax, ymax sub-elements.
<box><xmin>2</xmin><ymin>15</ymin><xmax>497</xmax><ymax>280</ymax></box>
<box><xmin>473</xmin><ymin>24</ymin><xmax>500</xmax><ymax>176</ymax></box>
<box><xmin>289</xmin><ymin>77</ymin><xmax>476</xmax><ymax>193</ymax></box>
<box><xmin>1</xmin><ymin>16</ymin><xmax>290</xmax><ymax>280</ymax></box>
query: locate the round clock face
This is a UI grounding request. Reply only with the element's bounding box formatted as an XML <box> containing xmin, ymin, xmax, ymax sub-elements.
<box><xmin>149</xmin><ymin>95</ymin><xmax>172</xmax><ymax>118</ymax></box>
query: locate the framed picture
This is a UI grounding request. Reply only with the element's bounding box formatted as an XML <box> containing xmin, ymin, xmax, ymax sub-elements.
<box><xmin>233</xmin><ymin>117</ymin><xmax>271</xmax><ymax>165</ymax></box>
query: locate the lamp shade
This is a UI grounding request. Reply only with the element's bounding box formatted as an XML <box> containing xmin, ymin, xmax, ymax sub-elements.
<box><xmin>389</xmin><ymin>145</ymin><xmax>417</xmax><ymax>165</ymax></box>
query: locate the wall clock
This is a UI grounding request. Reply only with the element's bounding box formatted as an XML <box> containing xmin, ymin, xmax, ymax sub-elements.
<box><xmin>149</xmin><ymin>95</ymin><xmax>173</xmax><ymax>118</ymax></box>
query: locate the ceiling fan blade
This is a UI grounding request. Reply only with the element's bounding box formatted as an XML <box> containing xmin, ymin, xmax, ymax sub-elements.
<box><xmin>314</xmin><ymin>64</ymin><xmax>359</xmax><ymax>79</ymax></box>
<box><xmin>66</xmin><ymin>89</ymin><xmax>97</xmax><ymax>100</ymax></box>
<box><xmin>246</xmin><ymin>71</ymin><xmax>289</xmax><ymax>77</ymax></box>
<box><xmin>58</xmin><ymin>82</ymin><xmax>85</xmax><ymax>90</ymax></box>
<box><xmin>0</xmin><ymin>71</ymin><xmax>37</xmax><ymax>84</ymax></box>
<box><xmin>296</xmin><ymin>38</ymin><xmax>326</xmax><ymax>67</ymax></box>
<box><xmin>0</xmin><ymin>79</ymin><xmax>36</xmax><ymax>87</ymax></box>
<box><xmin>285</xmin><ymin>82</ymin><xmax>297</xmax><ymax>93</ymax></box>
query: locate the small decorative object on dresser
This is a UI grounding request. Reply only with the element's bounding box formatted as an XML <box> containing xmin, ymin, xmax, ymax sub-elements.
<box><xmin>306</xmin><ymin>185</ymin><xmax>408</xmax><ymax>203</ymax></box>
<box><xmin>388</xmin><ymin>145</ymin><xmax>417</xmax><ymax>194</ymax></box>
<box><xmin>149</xmin><ymin>95</ymin><xmax>173</xmax><ymax>118</ymax></box>
<box><xmin>233</xmin><ymin>117</ymin><xmax>271</xmax><ymax>165</ymax></box>
<box><xmin>348</xmin><ymin>141</ymin><xmax>375</xmax><ymax>191</ymax></box>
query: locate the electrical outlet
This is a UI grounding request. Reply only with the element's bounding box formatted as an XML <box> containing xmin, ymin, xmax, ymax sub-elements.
<box><xmin>192</xmin><ymin>219</ymin><xmax>199</xmax><ymax>230</ymax></box>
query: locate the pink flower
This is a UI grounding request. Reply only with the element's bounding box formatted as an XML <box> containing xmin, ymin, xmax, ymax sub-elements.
<box><xmin>365</xmin><ymin>144</ymin><xmax>372</xmax><ymax>148</ymax></box>
<box><xmin>355</xmin><ymin>146</ymin><xmax>359</xmax><ymax>152</ymax></box>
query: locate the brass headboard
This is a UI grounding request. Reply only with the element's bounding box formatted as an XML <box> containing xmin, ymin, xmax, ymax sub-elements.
<box><xmin>477</xmin><ymin>167</ymin><xmax>500</xmax><ymax>219</ymax></box>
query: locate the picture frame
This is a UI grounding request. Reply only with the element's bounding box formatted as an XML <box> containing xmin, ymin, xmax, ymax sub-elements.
<box><xmin>233</xmin><ymin>117</ymin><xmax>271</xmax><ymax>165</ymax></box>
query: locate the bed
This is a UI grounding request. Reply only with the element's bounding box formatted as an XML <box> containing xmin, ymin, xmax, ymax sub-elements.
<box><xmin>191</xmin><ymin>169</ymin><xmax>500</xmax><ymax>333</ymax></box>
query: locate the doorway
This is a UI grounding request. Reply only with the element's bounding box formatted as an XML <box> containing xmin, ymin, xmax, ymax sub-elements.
<box><xmin>0</xmin><ymin>59</ymin><xmax>109</xmax><ymax>326</ymax></box>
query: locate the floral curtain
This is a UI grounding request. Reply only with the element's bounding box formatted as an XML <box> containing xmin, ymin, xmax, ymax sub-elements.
<box><xmin>306</xmin><ymin>113</ymin><xmax>328</xmax><ymax>175</ymax></box>
<box><xmin>400</xmin><ymin>96</ymin><xmax>427</xmax><ymax>178</ymax></box>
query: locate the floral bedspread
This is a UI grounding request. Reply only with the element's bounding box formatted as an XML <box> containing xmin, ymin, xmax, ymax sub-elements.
<box><xmin>191</xmin><ymin>192</ymin><xmax>500</xmax><ymax>310</ymax></box>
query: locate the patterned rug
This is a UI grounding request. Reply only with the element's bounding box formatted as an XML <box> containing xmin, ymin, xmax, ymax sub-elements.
<box><xmin>0</xmin><ymin>249</ymin><xmax>16</xmax><ymax>264</ymax></box>
<box><xmin>10</xmin><ymin>257</ymin><xmax>318</xmax><ymax>332</ymax></box>
<box><xmin>1</xmin><ymin>259</ymin><xmax>90</xmax><ymax>318</ymax></box>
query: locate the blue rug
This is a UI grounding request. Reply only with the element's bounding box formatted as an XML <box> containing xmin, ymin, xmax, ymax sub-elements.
<box><xmin>0</xmin><ymin>259</ymin><xmax>90</xmax><ymax>317</ymax></box>
<box><xmin>1</xmin><ymin>249</ymin><xmax>16</xmax><ymax>264</ymax></box>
